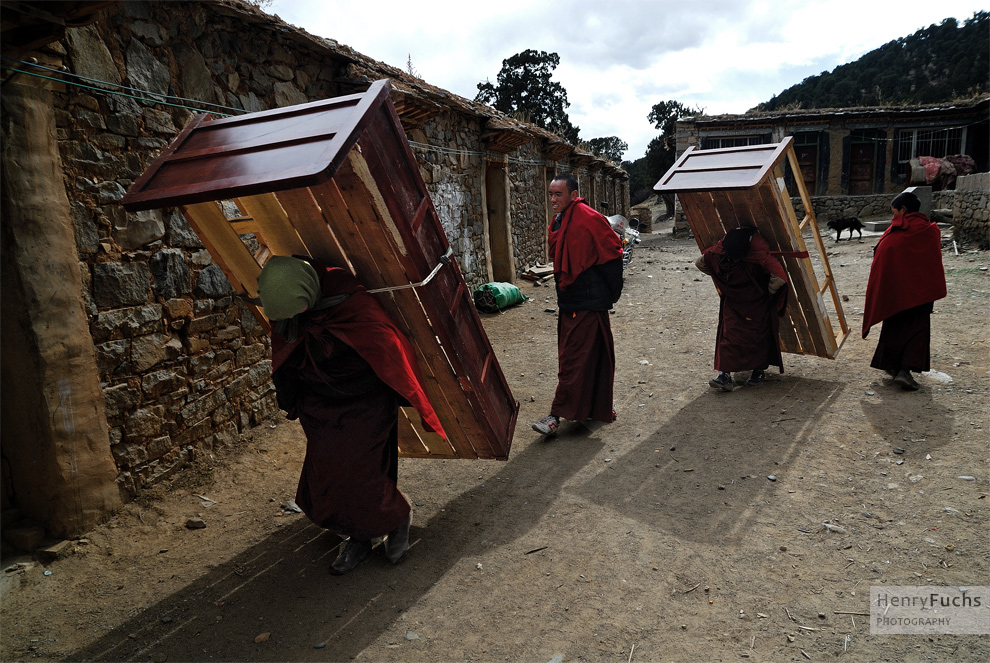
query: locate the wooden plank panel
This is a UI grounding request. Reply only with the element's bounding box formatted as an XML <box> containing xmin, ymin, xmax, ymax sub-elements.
<box><xmin>679</xmin><ymin>193</ymin><xmax>724</xmax><ymax>251</ymax></box>
<box><xmin>346</xmin><ymin>133</ymin><xmax>516</xmax><ymax>457</ymax></box>
<box><xmin>398</xmin><ymin>407</ymin><xmax>451</xmax><ymax>457</ymax></box>
<box><xmin>276</xmin><ymin>186</ymin><xmax>351</xmax><ymax>270</ymax></box>
<box><xmin>783</xmin><ymin>148</ymin><xmax>850</xmax><ymax>350</ymax></box>
<box><xmin>728</xmin><ymin>187</ymin><xmax>816</xmax><ymax>356</ymax></box>
<box><xmin>328</xmin><ymin>159</ymin><xmax>495</xmax><ymax>457</ymax></box>
<box><xmin>229</xmin><ymin>219</ymin><xmax>259</xmax><ymax>234</ymax></box>
<box><xmin>734</xmin><ymin>186</ymin><xmax>817</xmax><ymax>355</ymax></box>
<box><xmin>296</xmin><ymin>180</ymin><xmax>466</xmax><ymax>460</ymax></box>
<box><xmin>307</xmin><ymin>177</ymin><xmax>474</xmax><ymax>459</ymax></box>
<box><xmin>738</xmin><ymin>181</ymin><xmax>818</xmax><ymax>354</ymax></box>
<box><xmin>181</xmin><ymin>202</ymin><xmax>261</xmax><ymax>298</ymax></box>
<box><xmin>332</xmin><ymin>154</ymin><xmax>507</xmax><ymax>458</ymax></box>
<box><xmin>237</xmin><ymin>193</ymin><xmax>308</xmax><ymax>257</ymax></box>
<box><xmin>758</xmin><ymin>178</ymin><xmax>832</xmax><ymax>357</ymax></box>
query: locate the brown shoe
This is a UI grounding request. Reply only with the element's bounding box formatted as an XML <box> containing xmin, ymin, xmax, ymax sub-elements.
<box><xmin>384</xmin><ymin>515</ymin><xmax>411</xmax><ymax>563</ymax></box>
<box><xmin>330</xmin><ymin>539</ymin><xmax>372</xmax><ymax>575</ymax></box>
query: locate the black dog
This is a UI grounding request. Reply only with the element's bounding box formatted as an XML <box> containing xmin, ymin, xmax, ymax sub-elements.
<box><xmin>827</xmin><ymin>216</ymin><xmax>863</xmax><ymax>241</ymax></box>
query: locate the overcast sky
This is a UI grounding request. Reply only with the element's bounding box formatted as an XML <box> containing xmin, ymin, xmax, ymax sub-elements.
<box><xmin>266</xmin><ymin>0</ymin><xmax>986</xmax><ymax>161</ymax></box>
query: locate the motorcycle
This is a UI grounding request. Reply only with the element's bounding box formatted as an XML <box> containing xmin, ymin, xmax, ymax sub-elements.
<box><xmin>607</xmin><ymin>213</ymin><xmax>641</xmax><ymax>268</ymax></box>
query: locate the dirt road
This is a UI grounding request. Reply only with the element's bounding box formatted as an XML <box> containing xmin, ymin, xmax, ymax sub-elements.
<box><xmin>2</xmin><ymin>223</ymin><xmax>987</xmax><ymax>662</ymax></box>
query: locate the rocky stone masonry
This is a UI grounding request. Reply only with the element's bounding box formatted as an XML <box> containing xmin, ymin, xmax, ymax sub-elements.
<box><xmin>35</xmin><ymin>0</ymin><xmax>625</xmax><ymax>498</ymax></box>
<box><xmin>951</xmin><ymin>173</ymin><xmax>989</xmax><ymax>249</ymax></box>
<box><xmin>791</xmin><ymin>194</ymin><xmax>898</xmax><ymax>223</ymax></box>
<box><xmin>793</xmin><ymin>182</ymin><xmax>988</xmax><ymax>249</ymax></box>
<box><xmin>508</xmin><ymin>143</ymin><xmax>553</xmax><ymax>272</ymax></box>
<box><xmin>410</xmin><ymin>112</ymin><xmax>491</xmax><ymax>282</ymax></box>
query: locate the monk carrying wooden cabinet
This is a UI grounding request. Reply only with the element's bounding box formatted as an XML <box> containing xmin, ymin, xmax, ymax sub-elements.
<box><xmin>122</xmin><ymin>80</ymin><xmax>519</xmax><ymax>574</ymax></box>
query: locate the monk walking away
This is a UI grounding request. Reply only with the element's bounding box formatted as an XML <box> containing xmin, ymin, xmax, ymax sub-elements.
<box><xmin>695</xmin><ymin>226</ymin><xmax>788</xmax><ymax>391</ymax></box>
<box><xmin>532</xmin><ymin>173</ymin><xmax>623</xmax><ymax>436</ymax></box>
<box><xmin>258</xmin><ymin>256</ymin><xmax>446</xmax><ymax>575</ymax></box>
<box><xmin>863</xmin><ymin>191</ymin><xmax>947</xmax><ymax>391</ymax></box>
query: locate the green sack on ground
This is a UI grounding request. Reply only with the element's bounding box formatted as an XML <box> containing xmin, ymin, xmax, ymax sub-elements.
<box><xmin>473</xmin><ymin>282</ymin><xmax>527</xmax><ymax>313</ymax></box>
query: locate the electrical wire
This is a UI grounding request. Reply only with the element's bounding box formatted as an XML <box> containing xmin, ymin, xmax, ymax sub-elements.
<box><xmin>0</xmin><ymin>55</ymin><xmax>244</xmax><ymax>116</ymax></box>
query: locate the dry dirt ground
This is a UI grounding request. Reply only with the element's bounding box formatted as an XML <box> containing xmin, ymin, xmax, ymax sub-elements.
<box><xmin>2</xmin><ymin>217</ymin><xmax>988</xmax><ymax>663</ymax></box>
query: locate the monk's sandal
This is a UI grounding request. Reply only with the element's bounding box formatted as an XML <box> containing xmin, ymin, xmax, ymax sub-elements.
<box><xmin>532</xmin><ymin>415</ymin><xmax>560</xmax><ymax>436</ymax></box>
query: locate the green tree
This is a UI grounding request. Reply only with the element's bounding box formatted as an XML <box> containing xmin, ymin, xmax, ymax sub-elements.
<box><xmin>476</xmin><ymin>50</ymin><xmax>579</xmax><ymax>143</ymax></box>
<box><xmin>586</xmin><ymin>136</ymin><xmax>628</xmax><ymax>163</ymax></box>
<box><xmin>756</xmin><ymin>12</ymin><xmax>988</xmax><ymax>110</ymax></box>
<box><xmin>623</xmin><ymin>157</ymin><xmax>653</xmax><ymax>206</ymax></box>
<box><xmin>643</xmin><ymin>100</ymin><xmax>704</xmax><ymax>197</ymax></box>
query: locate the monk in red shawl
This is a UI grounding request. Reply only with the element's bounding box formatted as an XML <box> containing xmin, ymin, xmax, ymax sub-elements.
<box><xmin>863</xmin><ymin>191</ymin><xmax>947</xmax><ymax>390</ymax></box>
<box><xmin>695</xmin><ymin>226</ymin><xmax>788</xmax><ymax>391</ymax></box>
<box><xmin>532</xmin><ymin>173</ymin><xmax>623</xmax><ymax>436</ymax></box>
<box><xmin>258</xmin><ymin>256</ymin><xmax>445</xmax><ymax>574</ymax></box>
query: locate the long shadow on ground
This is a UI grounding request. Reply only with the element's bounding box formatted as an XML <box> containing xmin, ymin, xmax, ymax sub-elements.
<box><xmin>71</xmin><ymin>432</ymin><xmax>604</xmax><ymax>662</ymax></box>
<box><xmin>573</xmin><ymin>376</ymin><xmax>844</xmax><ymax>546</ymax></box>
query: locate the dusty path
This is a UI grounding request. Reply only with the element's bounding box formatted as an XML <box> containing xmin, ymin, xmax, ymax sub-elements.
<box><xmin>2</xmin><ymin>225</ymin><xmax>988</xmax><ymax>662</ymax></box>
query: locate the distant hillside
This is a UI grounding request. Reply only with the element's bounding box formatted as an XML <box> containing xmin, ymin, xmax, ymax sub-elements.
<box><xmin>756</xmin><ymin>12</ymin><xmax>988</xmax><ymax>111</ymax></box>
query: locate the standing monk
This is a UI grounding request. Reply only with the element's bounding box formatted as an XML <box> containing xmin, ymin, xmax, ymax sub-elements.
<box><xmin>258</xmin><ymin>256</ymin><xmax>445</xmax><ymax>574</ymax></box>
<box><xmin>863</xmin><ymin>191</ymin><xmax>947</xmax><ymax>390</ymax></box>
<box><xmin>695</xmin><ymin>226</ymin><xmax>788</xmax><ymax>390</ymax></box>
<box><xmin>532</xmin><ymin>174</ymin><xmax>623</xmax><ymax>436</ymax></box>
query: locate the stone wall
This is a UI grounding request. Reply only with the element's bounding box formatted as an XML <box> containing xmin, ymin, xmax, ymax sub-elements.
<box><xmin>57</xmin><ymin>2</ymin><xmax>333</xmax><ymax>496</ymax></box>
<box><xmin>409</xmin><ymin>114</ymin><xmax>489</xmax><ymax>286</ymax></box>
<box><xmin>508</xmin><ymin>142</ymin><xmax>551</xmax><ymax>271</ymax></box>
<box><xmin>951</xmin><ymin>173</ymin><xmax>990</xmax><ymax>249</ymax></box>
<box><xmin>790</xmin><ymin>194</ymin><xmax>895</xmax><ymax>222</ymax></box>
<box><xmin>2</xmin><ymin>0</ymin><xmax>628</xmax><ymax>511</ymax></box>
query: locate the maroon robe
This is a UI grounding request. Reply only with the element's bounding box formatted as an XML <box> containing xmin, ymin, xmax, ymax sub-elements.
<box><xmin>870</xmin><ymin>302</ymin><xmax>934</xmax><ymax>373</ymax></box>
<box><xmin>551</xmin><ymin>311</ymin><xmax>616</xmax><ymax>422</ymax></box>
<box><xmin>548</xmin><ymin>199</ymin><xmax>622</xmax><ymax>423</ymax></box>
<box><xmin>271</xmin><ymin>266</ymin><xmax>443</xmax><ymax>541</ymax></box>
<box><xmin>701</xmin><ymin>233</ymin><xmax>788</xmax><ymax>373</ymax></box>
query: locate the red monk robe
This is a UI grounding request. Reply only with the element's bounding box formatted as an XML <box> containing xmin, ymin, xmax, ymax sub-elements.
<box><xmin>271</xmin><ymin>266</ymin><xmax>444</xmax><ymax>541</ymax></box>
<box><xmin>863</xmin><ymin>210</ymin><xmax>946</xmax><ymax>373</ymax></box>
<box><xmin>699</xmin><ymin>232</ymin><xmax>788</xmax><ymax>374</ymax></box>
<box><xmin>862</xmin><ymin>211</ymin><xmax>946</xmax><ymax>337</ymax></box>
<box><xmin>547</xmin><ymin>198</ymin><xmax>623</xmax><ymax>423</ymax></box>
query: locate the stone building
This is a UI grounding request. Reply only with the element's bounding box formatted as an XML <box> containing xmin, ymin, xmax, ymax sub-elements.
<box><xmin>675</xmin><ymin>99</ymin><xmax>988</xmax><ymax>196</ymax></box>
<box><xmin>669</xmin><ymin>100</ymin><xmax>988</xmax><ymax>242</ymax></box>
<box><xmin>0</xmin><ymin>0</ymin><xmax>628</xmax><ymax>539</ymax></box>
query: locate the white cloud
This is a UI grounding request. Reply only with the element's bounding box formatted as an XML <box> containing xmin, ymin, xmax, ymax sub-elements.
<box><xmin>269</xmin><ymin>0</ymin><xmax>986</xmax><ymax>159</ymax></box>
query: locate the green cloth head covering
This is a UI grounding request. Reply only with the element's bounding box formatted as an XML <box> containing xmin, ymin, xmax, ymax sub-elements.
<box><xmin>257</xmin><ymin>256</ymin><xmax>320</xmax><ymax>320</ymax></box>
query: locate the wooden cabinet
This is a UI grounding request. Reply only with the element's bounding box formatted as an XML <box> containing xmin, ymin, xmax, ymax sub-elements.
<box><xmin>655</xmin><ymin>138</ymin><xmax>848</xmax><ymax>358</ymax></box>
<box><xmin>123</xmin><ymin>80</ymin><xmax>518</xmax><ymax>460</ymax></box>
